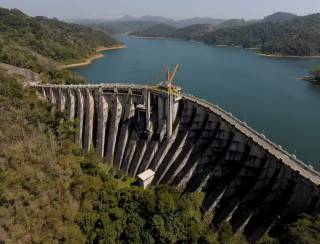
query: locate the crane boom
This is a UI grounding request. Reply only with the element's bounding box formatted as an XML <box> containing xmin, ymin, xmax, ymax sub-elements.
<box><xmin>168</xmin><ymin>64</ymin><xmax>180</xmax><ymax>83</ymax></box>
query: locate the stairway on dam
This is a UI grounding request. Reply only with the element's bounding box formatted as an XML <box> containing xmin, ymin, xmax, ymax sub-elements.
<box><xmin>34</xmin><ymin>82</ymin><xmax>320</xmax><ymax>241</ymax></box>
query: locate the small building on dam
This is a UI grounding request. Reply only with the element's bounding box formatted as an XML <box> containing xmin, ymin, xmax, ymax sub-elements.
<box><xmin>34</xmin><ymin>79</ymin><xmax>320</xmax><ymax>241</ymax></box>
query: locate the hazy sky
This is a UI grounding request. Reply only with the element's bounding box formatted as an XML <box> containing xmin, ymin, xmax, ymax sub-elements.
<box><xmin>1</xmin><ymin>0</ymin><xmax>320</xmax><ymax>20</ymax></box>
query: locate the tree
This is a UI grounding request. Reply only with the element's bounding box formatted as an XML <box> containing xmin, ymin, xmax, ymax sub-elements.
<box><xmin>311</xmin><ymin>67</ymin><xmax>320</xmax><ymax>81</ymax></box>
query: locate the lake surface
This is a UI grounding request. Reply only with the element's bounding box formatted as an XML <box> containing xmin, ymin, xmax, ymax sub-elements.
<box><xmin>71</xmin><ymin>35</ymin><xmax>320</xmax><ymax>169</ymax></box>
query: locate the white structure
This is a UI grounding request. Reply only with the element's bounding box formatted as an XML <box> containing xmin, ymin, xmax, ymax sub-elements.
<box><xmin>137</xmin><ymin>169</ymin><xmax>155</xmax><ymax>189</ymax></box>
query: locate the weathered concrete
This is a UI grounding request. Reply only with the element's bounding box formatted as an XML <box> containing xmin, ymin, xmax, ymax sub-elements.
<box><xmin>58</xmin><ymin>88</ymin><xmax>66</xmax><ymax>112</ymax></box>
<box><xmin>66</xmin><ymin>89</ymin><xmax>75</xmax><ymax>121</ymax></box>
<box><xmin>75</xmin><ymin>89</ymin><xmax>84</xmax><ymax>147</ymax></box>
<box><xmin>83</xmin><ymin>89</ymin><xmax>94</xmax><ymax>153</ymax></box>
<box><xmin>105</xmin><ymin>93</ymin><xmax>122</xmax><ymax>165</ymax></box>
<box><xmin>34</xmin><ymin>83</ymin><xmax>320</xmax><ymax>240</ymax></box>
<box><xmin>96</xmin><ymin>88</ymin><xmax>109</xmax><ymax>158</ymax></box>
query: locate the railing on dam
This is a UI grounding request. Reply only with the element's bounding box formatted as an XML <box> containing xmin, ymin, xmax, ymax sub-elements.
<box><xmin>33</xmin><ymin>82</ymin><xmax>320</xmax><ymax>185</ymax></box>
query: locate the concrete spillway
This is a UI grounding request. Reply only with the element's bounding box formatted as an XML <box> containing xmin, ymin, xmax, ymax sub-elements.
<box><xmin>35</xmin><ymin>83</ymin><xmax>320</xmax><ymax>240</ymax></box>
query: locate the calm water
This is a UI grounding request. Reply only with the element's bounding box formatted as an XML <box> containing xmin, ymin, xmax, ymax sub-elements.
<box><xmin>71</xmin><ymin>35</ymin><xmax>320</xmax><ymax>169</ymax></box>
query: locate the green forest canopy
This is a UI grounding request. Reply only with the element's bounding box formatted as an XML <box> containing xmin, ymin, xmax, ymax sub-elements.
<box><xmin>0</xmin><ymin>7</ymin><xmax>120</xmax><ymax>63</ymax></box>
<box><xmin>0</xmin><ymin>7</ymin><xmax>121</xmax><ymax>85</ymax></box>
<box><xmin>132</xmin><ymin>13</ymin><xmax>320</xmax><ymax>56</ymax></box>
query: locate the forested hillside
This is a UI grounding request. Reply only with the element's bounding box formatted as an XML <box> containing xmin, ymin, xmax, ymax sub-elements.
<box><xmin>0</xmin><ymin>7</ymin><xmax>121</xmax><ymax>84</ymax></box>
<box><xmin>263</xmin><ymin>12</ymin><xmax>297</xmax><ymax>23</ymax></box>
<box><xmin>90</xmin><ymin>21</ymin><xmax>161</xmax><ymax>34</ymax></box>
<box><xmin>204</xmin><ymin>13</ymin><xmax>320</xmax><ymax>56</ymax></box>
<box><xmin>0</xmin><ymin>7</ymin><xmax>120</xmax><ymax>63</ymax></box>
<box><xmin>132</xmin><ymin>13</ymin><xmax>320</xmax><ymax>57</ymax></box>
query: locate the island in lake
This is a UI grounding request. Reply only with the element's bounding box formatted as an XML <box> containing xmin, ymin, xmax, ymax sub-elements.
<box><xmin>305</xmin><ymin>67</ymin><xmax>320</xmax><ymax>84</ymax></box>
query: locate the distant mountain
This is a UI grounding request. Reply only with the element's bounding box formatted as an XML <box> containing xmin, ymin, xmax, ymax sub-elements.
<box><xmin>113</xmin><ymin>15</ymin><xmax>225</xmax><ymax>28</ymax></box>
<box><xmin>217</xmin><ymin>19</ymin><xmax>250</xmax><ymax>28</ymax></box>
<box><xmin>94</xmin><ymin>21</ymin><xmax>161</xmax><ymax>34</ymax></box>
<box><xmin>84</xmin><ymin>15</ymin><xmax>228</xmax><ymax>33</ymax></box>
<box><xmin>132</xmin><ymin>24</ymin><xmax>178</xmax><ymax>38</ymax></box>
<box><xmin>139</xmin><ymin>15</ymin><xmax>176</xmax><ymax>25</ymax></box>
<box><xmin>263</xmin><ymin>12</ymin><xmax>297</xmax><ymax>23</ymax></box>
<box><xmin>131</xmin><ymin>23</ymin><xmax>215</xmax><ymax>41</ymax></box>
<box><xmin>117</xmin><ymin>15</ymin><xmax>138</xmax><ymax>22</ymax></box>
<box><xmin>175</xmin><ymin>17</ymin><xmax>225</xmax><ymax>28</ymax></box>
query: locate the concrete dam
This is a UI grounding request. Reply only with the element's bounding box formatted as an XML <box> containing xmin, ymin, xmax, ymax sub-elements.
<box><xmin>34</xmin><ymin>82</ymin><xmax>320</xmax><ymax>240</ymax></box>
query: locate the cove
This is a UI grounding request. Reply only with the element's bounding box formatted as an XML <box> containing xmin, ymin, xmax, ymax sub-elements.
<box><xmin>71</xmin><ymin>35</ymin><xmax>320</xmax><ymax>169</ymax></box>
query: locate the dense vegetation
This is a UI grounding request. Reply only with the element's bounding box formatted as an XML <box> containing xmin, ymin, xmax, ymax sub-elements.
<box><xmin>204</xmin><ymin>13</ymin><xmax>320</xmax><ymax>56</ymax></box>
<box><xmin>132</xmin><ymin>13</ymin><xmax>320</xmax><ymax>56</ymax></box>
<box><xmin>311</xmin><ymin>67</ymin><xmax>320</xmax><ymax>81</ymax></box>
<box><xmin>0</xmin><ymin>7</ymin><xmax>120</xmax><ymax>63</ymax></box>
<box><xmin>262</xmin><ymin>12</ymin><xmax>297</xmax><ymax>23</ymax></box>
<box><xmin>0</xmin><ymin>7</ymin><xmax>121</xmax><ymax>85</ymax></box>
<box><xmin>91</xmin><ymin>21</ymin><xmax>162</xmax><ymax>34</ymax></box>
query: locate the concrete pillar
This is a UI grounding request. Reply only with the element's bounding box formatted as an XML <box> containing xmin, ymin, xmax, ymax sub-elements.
<box><xmin>49</xmin><ymin>88</ymin><xmax>56</xmax><ymax>104</ymax></box>
<box><xmin>154</xmin><ymin>132</ymin><xmax>189</xmax><ymax>185</ymax></box>
<box><xmin>176</xmin><ymin>162</ymin><xmax>198</xmax><ymax>189</ymax></box>
<box><xmin>75</xmin><ymin>89</ymin><xmax>84</xmax><ymax>147</ymax></box>
<box><xmin>124</xmin><ymin>138</ymin><xmax>138</xmax><ymax>174</ymax></box>
<box><xmin>83</xmin><ymin>88</ymin><xmax>94</xmax><ymax>153</ymax></box>
<box><xmin>208</xmin><ymin>189</ymin><xmax>227</xmax><ymax>212</ymax></box>
<box><xmin>96</xmin><ymin>88</ymin><xmax>109</xmax><ymax>158</ymax></box>
<box><xmin>172</xmin><ymin>98</ymin><xmax>180</xmax><ymax>124</ymax></box>
<box><xmin>67</xmin><ymin>88</ymin><xmax>75</xmax><ymax>121</ymax></box>
<box><xmin>138</xmin><ymin>121</ymin><xmax>167</xmax><ymax>173</ymax></box>
<box><xmin>144</xmin><ymin>88</ymin><xmax>151</xmax><ymax>130</ymax></box>
<box><xmin>105</xmin><ymin>94</ymin><xmax>122</xmax><ymax>164</ymax></box>
<box><xmin>114</xmin><ymin>91</ymin><xmax>135</xmax><ymax>169</ymax></box>
<box><xmin>158</xmin><ymin>96</ymin><xmax>165</xmax><ymax>126</ymax></box>
<box><xmin>41</xmin><ymin>87</ymin><xmax>47</xmax><ymax>99</ymax></box>
<box><xmin>166</xmin><ymin>147</ymin><xmax>194</xmax><ymax>184</ymax></box>
<box><xmin>166</xmin><ymin>93</ymin><xmax>173</xmax><ymax>138</ymax></box>
<box><xmin>149</xmin><ymin>123</ymin><xmax>180</xmax><ymax>172</ymax></box>
<box><xmin>58</xmin><ymin>88</ymin><xmax>66</xmax><ymax>112</ymax></box>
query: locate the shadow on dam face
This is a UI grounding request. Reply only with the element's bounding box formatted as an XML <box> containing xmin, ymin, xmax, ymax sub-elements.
<box><xmin>35</xmin><ymin>83</ymin><xmax>320</xmax><ymax>241</ymax></box>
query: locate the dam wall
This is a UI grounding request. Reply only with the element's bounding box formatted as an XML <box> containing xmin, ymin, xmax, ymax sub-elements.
<box><xmin>35</xmin><ymin>83</ymin><xmax>320</xmax><ymax>240</ymax></box>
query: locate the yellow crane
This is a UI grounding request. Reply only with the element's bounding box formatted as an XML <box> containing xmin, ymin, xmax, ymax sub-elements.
<box><xmin>157</xmin><ymin>64</ymin><xmax>181</xmax><ymax>96</ymax></box>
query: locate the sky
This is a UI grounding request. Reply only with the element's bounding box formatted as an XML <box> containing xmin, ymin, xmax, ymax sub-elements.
<box><xmin>0</xmin><ymin>0</ymin><xmax>320</xmax><ymax>20</ymax></box>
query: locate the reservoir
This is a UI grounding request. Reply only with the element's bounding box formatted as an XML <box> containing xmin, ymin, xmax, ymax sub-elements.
<box><xmin>71</xmin><ymin>35</ymin><xmax>320</xmax><ymax>169</ymax></box>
